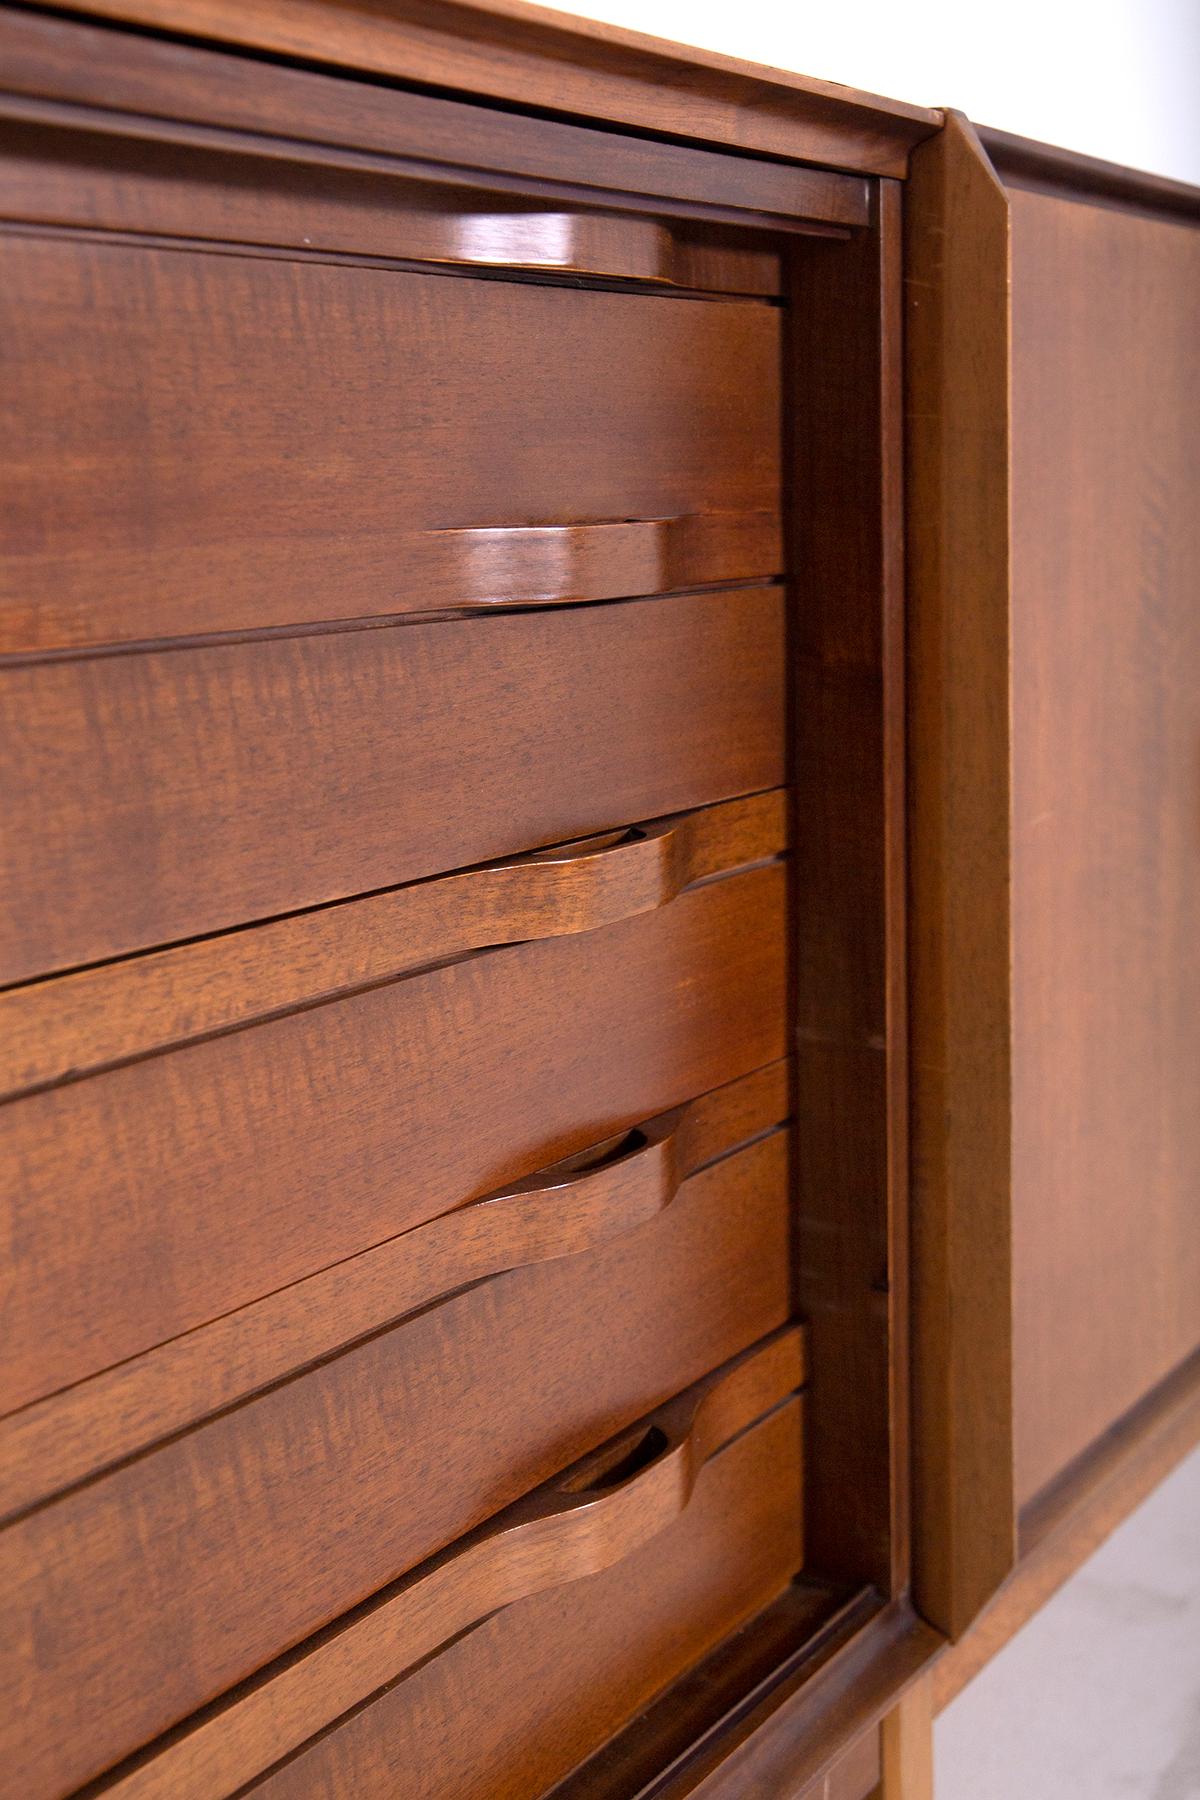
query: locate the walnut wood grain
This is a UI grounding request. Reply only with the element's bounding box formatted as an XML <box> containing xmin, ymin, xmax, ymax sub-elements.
<box><xmin>244</xmin><ymin>1396</ymin><xmax>807</xmax><ymax>1800</ymax></box>
<box><xmin>0</xmin><ymin>587</ymin><xmax>785</xmax><ymax>984</ymax></box>
<box><xmin>3</xmin><ymin>859</ymin><xmax>787</xmax><ymax>1416</ymax></box>
<box><xmin>0</xmin><ymin>15</ymin><xmax>954</xmax><ymax>1798</ymax></box>
<box><xmin>91</xmin><ymin>1331</ymin><xmax>804</xmax><ymax>1800</ymax></box>
<box><xmin>33</xmin><ymin>0</ymin><xmax>938</xmax><ymax>177</ymax></box>
<box><xmin>0</xmin><ymin>1059</ymin><xmax>789</xmax><ymax>1519</ymax></box>
<box><xmin>788</xmin><ymin>181</ymin><xmax>908</xmax><ymax>1597</ymax></box>
<box><xmin>2</xmin><ymin>1164</ymin><xmax>794</xmax><ymax>1800</ymax></box>
<box><xmin>0</xmin><ymin>10</ymin><xmax>867</xmax><ymax>231</ymax></box>
<box><xmin>0</xmin><ymin>235</ymin><xmax>782</xmax><ymax>657</ymax></box>
<box><xmin>0</xmin><ymin>790</ymin><xmax>785</xmax><ymax>1098</ymax></box>
<box><xmin>547</xmin><ymin>1582</ymin><xmax>859</xmax><ymax>1800</ymax></box>
<box><xmin>420</xmin><ymin>513</ymin><xmax>781</xmax><ymax>608</ymax></box>
<box><xmin>0</xmin><ymin>112</ymin><xmax>795</xmax><ymax>292</ymax></box>
<box><xmin>905</xmin><ymin>112</ymin><xmax>1015</xmax><ymax>1639</ymax></box>
<box><xmin>1006</xmin><ymin>178</ymin><xmax>1200</xmax><ymax>1505</ymax></box>
<box><xmin>309</xmin><ymin>198</ymin><xmax>680</xmax><ymax>280</ymax></box>
<box><xmin>122</xmin><ymin>1360</ymin><xmax>802</xmax><ymax>1800</ymax></box>
<box><xmin>253</xmin><ymin>1413</ymin><xmax>808</xmax><ymax>1800</ymax></box>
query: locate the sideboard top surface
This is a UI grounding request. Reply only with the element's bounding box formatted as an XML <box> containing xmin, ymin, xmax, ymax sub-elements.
<box><xmin>17</xmin><ymin>0</ymin><xmax>942</xmax><ymax>175</ymax></box>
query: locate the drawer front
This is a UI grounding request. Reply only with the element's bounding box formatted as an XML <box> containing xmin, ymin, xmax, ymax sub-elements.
<box><xmin>2</xmin><ymin>1059</ymin><xmax>791</xmax><ymax>1517</ymax></box>
<box><xmin>0</xmin><ymin>235</ymin><xmax>782</xmax><ymax>652</ymax></box>
<box><xmin>0</xmin><ymin>117</ymin><xmax>787</xmax><ymax>298</ymax></box>
<box><xmin>3</xmin><ymin>1131</ymin><xmax>794</xmax><ymax>1798</ymax></box>
<box><xmin>3</xmin><ymin>834</ymin><xmax>787</xmax><ymax>1416</ymax></box>
<box><xmin>249</xmin><ymin>1377</ymin><xmax>805</xmax><ymax>1800</ymax></box>
<box><xmin>0</xmin><ymin>588</ymin><xmax>785</xmax><ymax>981</ymax></box>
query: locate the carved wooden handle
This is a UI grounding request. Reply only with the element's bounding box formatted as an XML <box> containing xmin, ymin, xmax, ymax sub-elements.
<box><xmin>425</xmin><ymin>511</ymin><xmax>780</xmax><ymax>608</ymax></box>
<box><xmin>433</xmin><ymin>516</ymin><xmax>674</xmax><ymax>607</ymax></box>
<box><xmin>477</xmin><ymin>809</ymin><xmax>723</xmax><ymax>936</ymax></box>
<box><xmin>95</xmin><ymin>1329</ymin><xmax>806</xmax><ymax>1800</ymax></box>
<box><xmin>439</xmin><ymin>1103</ymin><xmax>685</xmax><ymax>1269</ymax></box>
<box><xmin>0</xmin><ymin>1061</ymin><xmax>791</xmax><ymax>1521</ymax></box>
<box><xmin>0</xmin><ymin>789</ymin><xmax>787</xmax><ymax>1098</ymax></box>
<box><xmin>451</xmin><ymin>210</ymin><xmax>674</xmax><ymax>281</ymax></box>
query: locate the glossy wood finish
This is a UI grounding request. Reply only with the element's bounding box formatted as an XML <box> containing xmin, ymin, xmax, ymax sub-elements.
<box><xmin>0</xmin><ymin>237</ymin><xmax>781</xmax><ymax>657</ymax></box>
<box><xmin>41</xmin><ymin>0</ymin><xmax>939</xmax><ymax>176</ymax></box>
<box><xmin>0</xmin><ymin>10</ymin><xmax>973</xmax><ymax>1797</ymax></box>
<box><xmin>905</xmin><ymin>111</ymin><xmax>1015</xmax><ymax>1638</ymax></box>
<box><xmin>92</xmin><ymin>1334</ymin><xmax>804</xmax><ymax>1800</ymax></box>
<box><xmin>4</xmin><ymin>858</ymin><xmax>787</xmax><ymax>1414</ymax></box>
<box><xmin>243</xmin><ymin>1403</ymin><xmax>804</xmax><ymax>1800</ymax></box>
<box><xmin>0</xmin><ymin>587</ymin><xmax>785</xmax><ymax>981</ymax></box>
<box><xmin>0</xmin><ymin>10</ymin><xmax>868</xmax><ymax>230</ymax></box>
<box><xmin>0</xmin><ymin>114</ymin><xmax>792</xmax><ymax>293</ymax></box>
<box><xmin>789</xmin><ymin>181</ymin><xmax>908</xmax><ymax>1596</ymax></box>
<box><xmin>276</xmin><ymin>201</ymin><xmax>657</xmax><ymax>280</ymax></box>
<box><xmin>1005</xmin><ymin>177</ymin><xmax>1200</xmax><ymax>1508</ymax></box>
<box><xmin>0</xmin><ymin>790</ymin><xmax>785</xmax><ymax>1097</ymax></box>
<box><xmin>4</xmin><ymin>0</ymin><xmax>1198</xmax><ymax>1785</ymax></box>
<box><xmin>245</xmin><ymin>1407</ymin><xmax>804</xmax><ymax>1800</ymax></box>
<box><xmin>3</xmin><ymin>1129</ymin><xmax>793</xmax><ymax>1798</ymax></box>
<box><xmin>415</xmin><ymin>513</ymin><xmax>781</xmax><ymax>608</ymax></box>
<box><xmin>1</xmin><ymin>1060</ymin><xmax>790</xmax><ymax>1518</ymax></box>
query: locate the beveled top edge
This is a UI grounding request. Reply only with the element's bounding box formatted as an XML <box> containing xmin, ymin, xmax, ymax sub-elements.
<box><xmin>978</xmin><ymin>123</ymin><xmax>1200</xmax><ymax>222</ymax></box>
<box><xmin>439</xmin><ymin>0</ymin><xmax>942</xmax><ymax>126</ymax></box>
<box><xmin>35</xmin><ymin>0</ymin><xmax>944</xmax><ymax>176</ymax></box>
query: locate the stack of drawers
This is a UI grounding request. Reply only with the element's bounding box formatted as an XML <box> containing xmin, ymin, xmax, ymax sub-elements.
<box><xmin>1</xmin><ymin>74</ymin><xmax>805</xmax><ymax>1798</ymax></box>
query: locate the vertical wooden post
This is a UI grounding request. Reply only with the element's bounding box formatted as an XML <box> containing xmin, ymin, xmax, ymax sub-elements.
<box><xmin>788</xmin><ymin>178</ymin><xmax>910</xmax><ymax>1599</ymax></box>
<box><xmin>906</xmin><ymin>111</ymin><xmax>1016</xmax><ymax>1638</ymax></box>
<box><xmin>880</xmin><ymin>1674</ymin><xmax>934</xmax><ymax>1799</ymax></box>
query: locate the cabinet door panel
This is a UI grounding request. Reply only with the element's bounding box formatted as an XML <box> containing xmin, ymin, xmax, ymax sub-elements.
<box><xmin>909</xmin><ymin>116</ymin><xmax>1200</xmax><ymax>1641</ymax></box>
<box><xmin>1008</xmin><ymin>183</ymin><xmax>1200</xmax><ymax>1506</ymax></box>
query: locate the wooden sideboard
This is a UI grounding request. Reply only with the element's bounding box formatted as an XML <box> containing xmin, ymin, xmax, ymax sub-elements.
<box><xmin>1</xmin><ymin>5</ymin><xmax>1196</xmax><ymax>1794</ymax></box>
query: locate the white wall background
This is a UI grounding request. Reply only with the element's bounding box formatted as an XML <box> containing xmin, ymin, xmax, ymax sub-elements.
<box><xmin>558</xmin><ymin>0</ymin><xmax>1200</xmax><ymax>186</ymax></box>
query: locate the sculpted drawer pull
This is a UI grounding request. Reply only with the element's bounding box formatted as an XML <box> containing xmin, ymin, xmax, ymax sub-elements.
<box><xmin>0</xmin><ymin>788</ymin><xmax>787</xmax><ymax>1097</ymax></box>
<box><xmin>487</xmin><ymin>804</ymin><xmax>746</xmax><ymax>933</ymax></box>
<box><xmin>440</xmin><ymin>1103</ymin><xmax>686</xmax><ymax>1272</ymax></box>
<box><xmin>452</xmin><ymin>209</ymin><xmax>673</xmax><ymax>281</ymax></box>
<box><xmin>92</xmin><ymin>1328</ymin><xmax>806</xmax><ymax>1800</ymax></box>
<box><xmin>0</xmin><ymin>1060</ymin><xmax>790</xmax><ymax>1520</ymax></box>
<box><xmin>424</xmin><ymin>512</ymin><xmax>782</xmax><ymax>610</ymax></box>
<box><xmin>431</xmin><ymin>515</ymin><xmax>677</xmax><ymax>607</ymax></box>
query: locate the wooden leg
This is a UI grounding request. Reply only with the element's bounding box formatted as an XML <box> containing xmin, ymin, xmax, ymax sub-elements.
<box><xmin>879</xmin><ymin>1673</ymin><xmax>934</xmax><ymax>1799</ymax></box>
